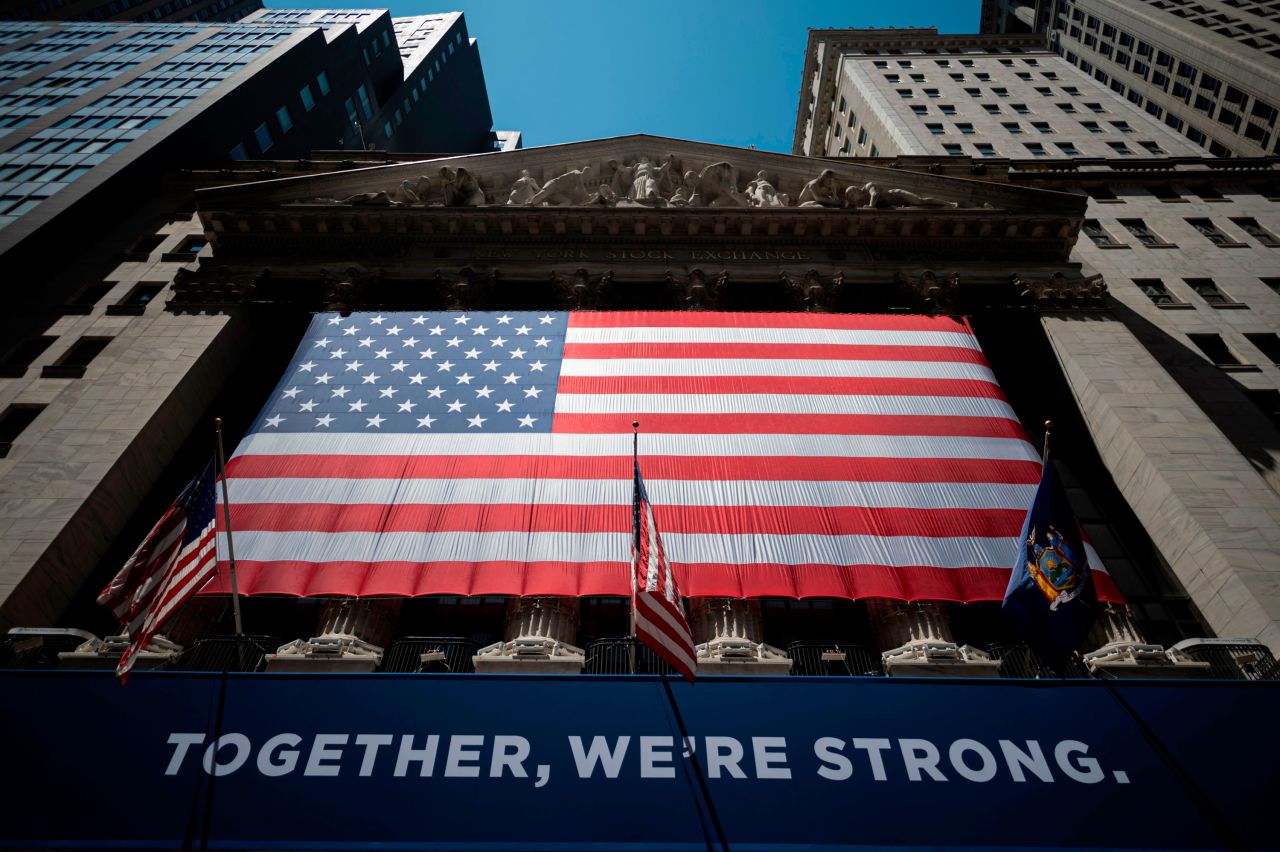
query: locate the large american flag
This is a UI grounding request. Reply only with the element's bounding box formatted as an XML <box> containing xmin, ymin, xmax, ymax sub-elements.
<box><xmin>209</xmin><ymin>311</ymin><xmax>1123</xmax><ymax>603</ymax></box>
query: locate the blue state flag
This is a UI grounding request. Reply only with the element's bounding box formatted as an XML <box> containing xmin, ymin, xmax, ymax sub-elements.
<box><xmin>1002</xmin><ymin>454</ymin><xmax>1097</xmax><ymax>665</ymax></box>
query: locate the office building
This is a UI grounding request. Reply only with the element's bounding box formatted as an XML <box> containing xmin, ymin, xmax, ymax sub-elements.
<box><xmin>980</xmin><ymin>0</ymin><xmax>1280</xmax><ymax>157</ymax></box>
<box><xmin>0</xmin><ymin>0</ymin><xmax>261</xmax><ymax>25</ymax></box>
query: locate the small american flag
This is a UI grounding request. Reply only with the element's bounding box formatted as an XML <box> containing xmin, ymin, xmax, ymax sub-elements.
<box><xmin>98</xmin><ymin>460</ymin><xmax>218</xmax><ymax>682</ymax></box>
<box><xmin>209</xmin><ymin>311</ymin><xmax>1122</xmax><ymax>605</ymax></box>
<box><xmin>632</xmin><ymin>458</ymin><xmax>696</xmax><ymax>681</ymax></box>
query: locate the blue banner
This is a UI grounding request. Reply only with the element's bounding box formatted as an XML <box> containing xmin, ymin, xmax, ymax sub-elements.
<box><xmin>0</xmin><ymin>672</ymin><xmax>1276</xmax><ymax>850</ymax></box>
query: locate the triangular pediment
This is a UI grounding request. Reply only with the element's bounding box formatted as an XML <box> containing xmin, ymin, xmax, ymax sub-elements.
<box><xmin>195</xmin><ymin>133</ymin><xmax>1084</xmax><ymax>217</ymax></box>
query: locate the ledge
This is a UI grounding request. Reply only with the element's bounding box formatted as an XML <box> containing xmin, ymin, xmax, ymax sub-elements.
<box><xmin>1157</xmin><ymin>302</ymin><xmax>1195</xmax><ymax>310</ymax></box>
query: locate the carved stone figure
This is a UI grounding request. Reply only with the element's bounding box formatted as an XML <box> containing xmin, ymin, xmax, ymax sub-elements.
<box><xmin>666</xmin><ymin>269</ymin><xmax>727</xmax><ymax>310</ymax></box>
<box><xmin>437</xmin><ymin>266</ymin><xmax>496</xmax><ymax>309</ymax></box>
<box><xmin>783</xmin><ymin>269</ymin><xmax>844</xmax><ymax>311</ymax></box>
<box><xmin>341</xmin><ymin>191</ymin><xmax>398</xmax><ymax>206</ymax></box>
<box><xmin>798</xmin><ymin>169</ymin><xmax>842</xmax><ymax>207</ymax></box>
<box><xmin>584</xmin><ymin>182</ymin><xmax>618</xmax><ymax>206</ymax></box>
<box><xmin>527</xmin><ymin>164</ymin><xmax>594</xmax><ymax>206</ymax></box>
<box><xmin>691</xmin><ymin>162</ymin><xmax>747</xmax><ymax>207</ymax></box>
<box><xmin>844</xmin><ymin>181</ymin><xmax>958</xmax><ymax>209</ymax></box>
<box><xmin>440</xmin><ymin>167</ymin><xmax>485</xmax><ymax>206</ymax></box>
<box><xmin>390</xmin><ymin>177</ymin><xmax>429</xmax><ymax>204</ymax></box>
<box><xmin>897</xmin><ymin>269</ymin><xmax>960</xmax><ymax>313</ymax></box>
<box><xmin>506</xmin><ymin>169</ymin><xmax>541</xmax><ymax>205</ymax></box>
<box><xmin>745</xmin><ymin>170</ymin><xmax>788</xmax><ymax>208</ymax></box>
<box><xmin>551</xmin><ymin>268</ymin><xmax>612</xmax><ymax>309</ymax></box>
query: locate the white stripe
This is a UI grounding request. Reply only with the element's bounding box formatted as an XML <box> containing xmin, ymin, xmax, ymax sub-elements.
<box><xmin>637</xmin><ymin>589</ymin><xmax>690</xmax><ymax>642</ymax></box>
<box><xmin>218</xmin><ymin>529</ymin><xmax>1028</xmax><ymax>570</ymax></box>
<box><xmin>1084</xmin><ymin>541</ymin><xmax>1109</xmax><ymax>576</ymax></box>
<box><xmin>555</xmin><ymin>392</ymin><xmax>1017</xmax><ymax>420</ymax></box>
<box><xmin>226</xmin><ymin>477</ymin><xmax>1037</xmax><ymax>511</ymax></box>
<box><xmin>644</xmin><ymin>502</ymin><xmax>660</xmax><ymax>592</ymax></box>
<box><xmin>232</xmin><ymin>432</ymin><xmax>1040</xmax><ymax>462</ymax></box>
<box><xmin>636</xmin><ymin>613</ymin><xmax>697</xmax><ymax>673</ymax></box>
<box><xmin>559</xmin><ymin>358</ymin><xmax>995</xmax><ymax>381</ymax></box>
<box><xmin>566</xmin><ymin>327</ymin><xmax>979</xmax><ymax>349</ymax></box>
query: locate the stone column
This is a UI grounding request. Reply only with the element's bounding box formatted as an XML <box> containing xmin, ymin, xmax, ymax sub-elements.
<box><xmin>867</xmin><ymin>599</ymin><xmax>1000</xmax><ymax>677</ymax></box>
<box><xmin>1082</xmin><ymin>603</ymin><xmax>1210</xmax><ymax>678</ymax></box>
<box><xmin>688</xmin><ymin>598</ymin><xmax>791</xmax><ymax>675</ymax></box>
<box><xmin>472</xmin><ymin>596</ymin><xmax>585</xmax><ymax>673</ymax></box>
<box><xmin>266</xmin><ymin>597</ymin><xmax>400</xmax><ymax>673</ymax></box>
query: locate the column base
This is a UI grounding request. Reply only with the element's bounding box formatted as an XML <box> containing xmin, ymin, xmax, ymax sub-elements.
<box><xmin>57</xmin><ymin>634</ymin><xmax>184</xmax><ymax>670</ymax></box>
<box><xmin>265</xmin><ymin>635</ymin><xmax>383</xmax><ymax>673</ymax></box>
<box><xmin>695</xmin><ymin>638</ymin><xmax>793</xmax><ymax>675</ymax></box>
<box><xmin>472</xmin><ymin>637</ymin><xmax>585</xmax><ymax>674</ymax></box>
<box><xmin>1083</xmin><ymin>642</ymin><xmax>1211</xmax><ymax>678</ymax></box>
<box><xmin>882</xmin><ymin>640</ymin><xmax>1002</xmax><ymax>678</ymax></box>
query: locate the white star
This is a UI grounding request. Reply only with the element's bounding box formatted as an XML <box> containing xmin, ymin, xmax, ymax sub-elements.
<box><xmin>467</xmin><ymin>414</ymin><xmax>487</xmax><ymax>428</ymax></box>
<box><xmin>329</xmin><ymin>348</ymin><xmax>347</xmax><ymax>359</ymax></box>
<box><xmin>398</xmin><ymin>400</ymin><xmax>417</xmax><ymax>412</ymax></box>
<box><xmin>349</xmin><ymin>400</ymin><xmax>367</xmax><ymax>412</ymax></box>
<box><xmin>391</xmin><ymin>360</ymin><xmax>408</xmax><ymax>372</ymax></box>
<box><xmin>510</xmin><ymin>348</ymin><xmax>527</xmax><ymax>359</ymax></box>
<box><xmin>386</xmin><ymin>325</ymin><xmax>403</xmax><ymax>336</ymax></box>
<box><xmin>515</xmin><ymin>325</ymin><xmax>530</xmax><ymax>335</ymax></box>
<box><xmin>358</xmin><ymin>337</ymin><xmax>375</xmax><ymax>348</ymax></box>
<box><xmin>534</xmin><ymin>337</ymin><xmax>550</xmax><ymax>347</ymax></box>
<box><xmin>456</xmin><ymin>372</ymin><xmax>474</xmax><ymax>385</ymax></box>
<box><xmin>523</xmin><ymin>386</ymin><xmax>542</xmax><ymax>398</ymax></box>
<box><xmin>315</xmin><ymin>372</ymin><xmax>333</xmax><ymax>384</ymax></box>
<box><xmin>426</xmin><ymin>386</ymin><xmax>445</xmax><ymax>399</ymax></box>
<box><xmin>314</xmin><ymin>337</ymin><xmax>331</xmax><ymax>348</ymax></box>
<box><xmin>412</xmin><ymin>315</ymin><xmax>427</xmax><ymax>325</ymax></box>
<box><xmin>299</xmin><ymin>400</ymin><xmax>317</xmax><ymax>412</ymax></box>
<box><xmin>483</xmin><ymin>360</ymin><xmax>500</xmax><ymax>372</ymax></box>
<box><xmin>379</xmin><ymin>387</ymin><xmax>397</xmax><ymax>398</ymax></box>
<box><xmin>298</xmin><ymin>361</ymin><xmax>317</xmax><ymax>372</ymax></box>
<box><xmin>496</xmin><ymin>314</ymin><xmax>513</xmax><ymax>324</ymax></box>
<box><xmin>374</xmin><ymin>348</ymin><xmax>390</xmax><ymax>359</ymax></box>
<box><xmin>331</xmin><ymin>385</ymin><xmax>348</xmax><ymax>398</ymax></box>
<box><xmin>402</xmin><ymin>336</ymin><xmax>419</xmax><ymax>348</ymax></box>
<box><xmin>490</xmin><ymin>336</ymin><xmax>508</xmax><ymax>347</ymax></box>
<box><xmin>454</xmin><ymin>314</ymin><xmax>470</xmax><ymax>325</ymax></box>
<box><xmin>446</xmin><ymin>336</ymin><xmax>462</xmax><ymax>348</ymax></box>
<box><xmin>464</xmin><ymin>348</ymin><xmax>481</xmax><ymax>359</ymax></box>
<box><xmin>416</xmin><ymin>414</ymin><xmax>436</xmax><ymax>428</ymax></box>
<box><xmin>344</xmin><ymin>360</ymin><xmax>364</xmax><ymax>372</ymax></box>
<box><xmin>437</xmin><ymin>360</ymin><xmax>455</xmax><ymax>372</ymax></box>
<box><xmin>429</xmin><ymin>325</ymin><xmax>444</xmax><ymax>336</ymax></box>
<box><xmin>529</xmin><ymin>360</ymin><xmax>547</xmax><ymax>372</ymax></box>
<box><xmin>369</xmin><ymin>315</ymin><xmax>386</xmax><ymax>325</ymax></box>
<box><xmin>538</xmin><ymin>314</ymin><xmax>555</xmax><ymax>324</ymax></box>
<box><xmin>409</xmin><ymin>373</ymin><xmax>426</xmax><ymax>384</ymax></box>
<box><xmin>342</xmin><ymin>326</ymin><xmax>358</xmax><ymax>336</ymax></box>
<box><xmin>419</xmin><ymin>348</ymin><xmax>437</xmax><ymax>360</ymax></box>
<box><xmin>496</xmin><ymin>399</ymin><xmax>515</xmax><ymax>413</ymax></box>
<box><xmin>316</xmin><ymin>414</ymin><xmax>335</xmax><ymax>427</ymax></box>
<box><xmin>472</xmin><ymin>324</ymin><xmax>489</xmax><ymax>336</ymax></box>
<box><xmin>366</xmin><ymin>414</ymin><xmax>386</xmax><ymax>428</ymax></box>
<box><xmin>362</xmin><ymin>373</ymin><xmax>380</xmax><ymax>384</ymax></box>
<box><xmin>447</xmin><ymin>399</ymin><xmax>466</xmax><ymax>413</ymax></box>
<box><xmin>475</xmin><ymin>385</ymin><xmax>493</xmax><ymax>398</ymax></box>
<box><xmin>503</xmin><ymin>372</ymin><xmax>520</xmax><ymax>384</ymax></box>
<box><xmin>282</xmin><ymin>386</ymin><xmax>301</xmax><ymax>398</ymax></box>
<box><xmin>327</xmin><ymin>316</ymin><xmax>343</xmax><ymax>326</ymax></box>
<box><xmin>264</xmin><ymin>414</ymin><xmax>285</xmax><ymax>427</ymax></box>
<box><xmin>518</xmin><ymin>415</ymin><xmax>538</xmax><ymax>428</ymax></box>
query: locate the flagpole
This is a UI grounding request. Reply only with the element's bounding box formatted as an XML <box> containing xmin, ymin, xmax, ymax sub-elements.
<box><xmin>1041</xmin><ymin>419</ymin><xmax>1053</xmax><ymax>463</ymax></box>
<box><xmin>214</xmin><ymin>418</ymin><xmax>245</xmax><ymax>641</ymax></box>
<box><xmin>629</xmin><ymin>420</ymin><xmax>639</xmax><ymax>676</ymax></box>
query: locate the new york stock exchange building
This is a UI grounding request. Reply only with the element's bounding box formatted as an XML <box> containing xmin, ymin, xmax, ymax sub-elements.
<box><xmin>2</xmin><ymin>123</ymin><xmax>1280</xmax><ymax>849</ymax></box>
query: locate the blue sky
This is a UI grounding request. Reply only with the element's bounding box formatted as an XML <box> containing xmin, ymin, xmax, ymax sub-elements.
<box><xmin>276</xmin><ymin>1</ymin><xmax>978</xmax><ymax>152</ymax></box>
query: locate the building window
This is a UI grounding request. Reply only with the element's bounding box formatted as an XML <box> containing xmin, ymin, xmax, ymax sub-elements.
<box><xmin>896</xmin><ymin>89</ymin><xmax>913</xmax><ymax>99</ymax></box>
<box><xmin>926</xmin><ymin>123</ymin><xmax>944</xmax><ymax>135</ymax></box>
<box><xmin>939</xmin><ymin>104</ymin><xmax>956</xmax><ymax>115</ymax></box>
<box><xmin>1245</xmin><ymin>390</ymin><xmax>1280</xmax><ymax>429</ymax></box>
<box><xmin>356</xmin><ymin>84</ymin><xmax>374</xmax><ymax>120</ymax></box>
<box><xmin>1245</xmin><ymin>334</ymin><xmax>1280</xmax><ymax>365</ymax></box>
<box><xmin>316</xmin><ymin>71</ymin><xmax>330</xmax><ymax>95</ymax></box>
<box><xmin>942</xmin><ymin>143</ymin><xmax>963</xmax><ymax>156</ymax></box>
<box><xmin>910</xmin><ymin>105</ymin><xmax>927</xmax><ymax>115</ymax></box>
<box><xmin>275</xmin><ymin>105</ymin><xmax>292</xmax><ymax>133</ymax></box>
<box><xmin>1086</xmin><ymin>102</ymin><xmax>1105</xmax><ymax>113</ymax></box>
<box><xmin>983</xmin><ymin>103</ymin><xmax>1000</xmax><ymax>114</ymax></box>
<box><xmin>1187</xmin><ymin>333</ymin><xmax>1245</xmax><ymax>365</ymax></box>
<box><xmin>1148</xmin><ymin>184</ymin><xmax>1181</xmax><ymax>202</ymax></box>
<box><xmin>1107</xmin><ymin>141</ymin><xmax>1132</xmax><ymax>155</ymax></box>
<box><xmin>870</xmin><ymin>145</ymin><xmax>879</xmax><ymax>157</ymax></box>
<box><xmin>228</xmin><ymin>142</ymin><xmax>247</xmax><ymax>161</ymax></box>
<box><xmin>1120</xmin><ymin>219</ymin><xmax>1171</xmax><ymax>246</ymax></box>
<box><xmin>1031</xmin><ymin>121</ymin><xmax>1051</xmax><ymax>133</ymax></box>
<box><xmin>923</xmin><ymin>88</ymin><xmax>940</xmax><ymax>98</ymax></box>
<box><xmin>1003</xmin><ymin>122</ymin><xmax>1023</xmax><ymax>134</ymax></box>
<box><xmin>1111</xmin><ymin>121</ymin><xmax>1133</xmax><ymax>133</ymax></box>
<box><xmin>1186</xmin><ymin>219</ymin><xmax>1243</xmax><ymax>247</ymax></box>
<box><xmin>1056</xmin><ymin>142</ymin><xmax>1079</xmax><ymax>155</ymax></box>
<box><xmin>1058</xmin><ymin>102</ymin><xmax>1076</xmax><ymax>114</ymax></box>
<box><xmin>974</xmin><ymin>143</ymin><xmax>995</xmax><ymax>157</ymax></box>
<box><xmin>253</xmin><ymin>122</ymin><xmax>272</xmax><ymax>153</ymax></box>
<box><xmin>1232</xmin><ymin>218</ymin><xmax>1280</xmax><ymax>247</ymax></box>
<box><xmin>0</xmin><ymin>331</ymin><xmax>56</xmax><ymax>376</ymax></box>
<box><xmin>1186</xmin><ymin>278</ymin><xmax>1239</xmax><ymax>307</ymax></box>
<box><xmin>1083</xmin><ymin>219</ymin><xmax>1123</xmax><ymax>247</ymax></box>
<box><xmin>1011</xmin><ymin>103</ymin><xmax>1029</xmax><ymax>115</ymax></box>
<box><xmin>857</xmin><ymin>128</ymin><xmax>867</xmax><ymax>145</ymax></box>
<box><xmin>964</xmin><ymin>87</ymin><xmax>980</xmax><ymax>98</ymax></box>
<box><xmin>42</xmin><ymin>336</ymin><xmax>111</xmax><ymax>379</ymax></box>
<box><xmin>956</xmin><ymin>122</ymin><xmax>974</xmax><ymax>135</ymax></box>
<box><xmin>1133</xmin><ymin>279</ymin><xmax>1180</xmax><ymax>305</ymax></box>
<box><xmin>383</xmin><ymin>121</ymin><xmax>393</xmax><ymax>139</ymax></box>
<box><xmin>299</xmin><ymin>83</ymin><xmax>315</xmax><ymax>112</ymax></box>
<box><xmin>0</xmin><ymin>404</ymin><xmax>45</xmax><ymax>458</ymax></box>
<box><xmin>1024</xmin><ymin>142</ymin><xmax>1047</xmax><ymax>156</ymax></box>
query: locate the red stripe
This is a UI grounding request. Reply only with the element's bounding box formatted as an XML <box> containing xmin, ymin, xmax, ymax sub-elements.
<box><xmin>562</xmin><ymin>342</ymin><xmax>989</xmax><ymax>364</ymax></box>
<box><xmin>568</xmin><ymin>312</ymin><xmax>973</xmax><ymax>332</ymax></box>
<box><xmin>553</xmin><ymin>413</ymin><xmax>1025</xmax><ymax>438</ymax></box>
<box><xmin>202</xmin><ymin>560</ymin><xmax>1124</xmax><ymax>604</ymax></box>
<box><xmin>226</xmin><ymin>454</ymin><xmax>1040</xmax><ymax>484</ymax></box>
<box><xmin>222</xmin><ymin>502</ymin><xmax>1027</xmax><ymax>538</ymax></box>
<box><xmin>635</xmin><ymin>596</ymin><xmax>694</xmax><ymax>655</ymax></box>
<box><xmin>557</xmin><ymin>374</ymin><xmax>1005</xmax><ymax>398</ymax></box>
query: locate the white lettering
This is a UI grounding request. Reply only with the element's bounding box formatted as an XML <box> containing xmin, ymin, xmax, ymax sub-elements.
<box><xmin>164</xmin><ymin>733</ymin><xmax>205</xmax><ymax>776</ymax></box>
<box><xmin>949</xmin><ymin>739</ymin><xmax>997</xmax><ymax>783</ymax></box>
<box><xmin>900</xmin><ymin>739</ymin><xmax>947</xmax><ymax>782</ymax></box>
<box><xmin>851</xmin><ymin>738</ymin><xmax>891</xmax><ymax>781</ymax></box>
<box><xmin>489</xmin><ymin>735</ymin><xmax>530</xmax><ymax>778</ymax></box>
<box><xmin>202</xmin><ymin>734</ymin><xmax>251</xmax><ymax>777</ymax></box>
<box><xmin>640</xmin><ymin>736</ymin><xmax>675</xmax><ymax>779</ymax></box>
<box><xmin>752</xmin><ymin>737</ymin><xmax>790</xmax><ymax>779</ymax></box>
<box><xmin>355</xmin><ymin>734</ymin><xmax>393</xmax><ymax>777</ymax></box>
<box><xmin>257</xmin><ymin>733</ymin><xmax>301</xmax><ymax>777</ymax></box>
<box><xmin>394</xmin><ymin>734</ymin><xmax>439</xmax><ymax>777</ymax></box>
<box><xmin>814</xmin><ymin>737</ymin><xmax>852</xmax><ymax>781</ymax></box>
<box><xmin>1055</xmin><ymin>740</ymin><xmax>1104</xmax><ymax>784</ymax></box>
<box><xmin>569</xmin><ymin>736</ymin><xmax>630</xmax><ymax>779</ymax></box>
<box><xmin>444</xmin><ymin>735</ymin><xmax>484</xmax><ymax>778</ymax></box>
<box><xmin>999</xmin><ymin>740</ymin><xmax>1054</xmax><ymax>783</ymax></box>
<box><xmin>304</xmin><ymin>734</ymin><xmax>348</xmax><ymax>777</ymax></box>
<box><xmin>704</xmin><ymin>736</ymin><xmax>746</xmax><ymax>779</ymax></box>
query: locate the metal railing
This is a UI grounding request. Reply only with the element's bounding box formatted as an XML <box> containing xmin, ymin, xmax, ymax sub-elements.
<box><xmin>985</xmin><ymin>643</ymin><xmax>1092</xmax><ymax>679</ymax></box>
<box><xmin>0</xmin><ymin>629</ymin><xmax>93</xmax><ymax>669</ymax></box>
<box><xmin>381</xmin><ymin>637</ymin><xmax>477</xmax><ymax>673</ymax></box>
<box><xmin>171</xmin><ymin>635</ymin><xmax>281</xmax><ymax>673</ymax></box>
<box><xmin>785</xmin><ymin>640</ymin><xmax>885</xmax><ymax>676</ymax></box>
<box><xmin>583</xmin><ymin>637</ymin><xmax>676</xmax><ymax>675</ymax></box>
<box><xmin>1170</xmin><ymin>639</ymin><xmax>1277</xmax><ymax>680</ymax></box>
